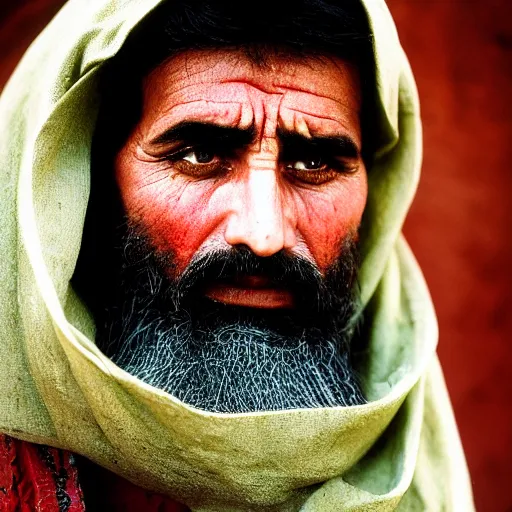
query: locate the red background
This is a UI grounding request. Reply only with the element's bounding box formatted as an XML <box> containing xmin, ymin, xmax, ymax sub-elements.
<box><xmin>1</xmin><ymin>1</ymin><xmax>510</xmax><ymax>510</ymax></box>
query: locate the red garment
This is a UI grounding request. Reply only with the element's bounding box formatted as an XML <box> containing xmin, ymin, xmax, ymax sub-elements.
<box><xmin>0</xmin><ymin>435</ymin><xmax>84</xmax><ymax>512</ymax></box>
<box><xmin>0</xmin><ymin>435</ymin><xmax>189</xmax><ymax>511</ymax></box>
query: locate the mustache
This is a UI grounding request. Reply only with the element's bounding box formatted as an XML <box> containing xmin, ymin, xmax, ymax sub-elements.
<box><xmin>104</xmin><ymin>221</ymin><xmax>360</xmax><ymax>326</ymax></box>
<box><xmin>173</xmin><ymin>246</ymin><xmax>323</xmax><ymax>307</ymax></box>
<box><xmin>118</xmin><ymin>238</ymin><xmax>359</xmax><ymax>327</ymax></box>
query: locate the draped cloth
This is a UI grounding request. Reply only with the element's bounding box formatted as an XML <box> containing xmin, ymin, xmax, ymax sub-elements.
<box><xmin>0</xmin><ymin>0</ymin><xmax>474</xmax><ymax>509</ymax></box>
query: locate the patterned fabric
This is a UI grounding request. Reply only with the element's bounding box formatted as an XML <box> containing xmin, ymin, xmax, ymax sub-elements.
<box><xmin>0</xmin><ymin>435</ymin><xmax>84</xmax><ymax>512</ymax></box>
<box><xmin>0</xmin><ymin>435</ymin><xmax>190</xmax><ymax>511</ymax></box>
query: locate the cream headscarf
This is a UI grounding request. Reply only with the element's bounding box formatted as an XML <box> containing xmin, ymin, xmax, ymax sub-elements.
<box><xmin>0</xmin><ymin>0</ymin><xmax>474</xmax><ymax>510</ymax></box>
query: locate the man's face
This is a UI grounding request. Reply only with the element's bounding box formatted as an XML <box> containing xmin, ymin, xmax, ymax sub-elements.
<box><xmin>115</xmin><ymin>49</ymin><xmax>367</xmax><ymax>308</ymax></box>
<box><xmin>99</xmin><ymin>49</ymin><xmax>368</xmax><ymax>412</ymax></box>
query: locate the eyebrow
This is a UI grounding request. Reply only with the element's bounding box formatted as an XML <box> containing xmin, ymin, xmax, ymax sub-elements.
<box><xmin>149</xmin><ymin>121</ymin><xmax>256</xmax><ymax>147</ymax></box>
<box><xmin>277</xmin><ymin>129</ymin><xmax>361</xmax><ymax>159</ymax></box>
<box><xmin>148</xmin><ymin>121</ymin><xmax>360</xmax><ymax>159</ymax></box>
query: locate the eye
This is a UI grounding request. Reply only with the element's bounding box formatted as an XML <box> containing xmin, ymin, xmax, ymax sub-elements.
<box><xmin>169</xmin><ymin>147</ymin><xmax>230</xmax><ymax>179</ymax></box>
<box><xmin>182</xmin><ymin>149</ymin><xmax>216</xmax><ymax>165</ymax></box>
<box><xmin>284</xmin><ymin>154</ymin><xmax>339</xmax><ymax>185</ymax></box>
<box><xmin>289</xmin><ymin>157</ymin><xmax>327</xmax><ymax>172</ymax></box>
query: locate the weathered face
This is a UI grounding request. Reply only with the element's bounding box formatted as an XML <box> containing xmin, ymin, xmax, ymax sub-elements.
<box><xmin>99</xmin><ymin>48</ymin><xmax>369</xmax><ymax>412</ymax></box>
<box><xmin>115</xmin><ymin>49</ymin><xmax>367</xmax><ymax>310</ymax></box>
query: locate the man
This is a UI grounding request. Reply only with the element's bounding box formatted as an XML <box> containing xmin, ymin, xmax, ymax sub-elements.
<box><xmin>0</xmin><ymin>0</ymin><xmax>474</xmax><ymax>510</ymax></box>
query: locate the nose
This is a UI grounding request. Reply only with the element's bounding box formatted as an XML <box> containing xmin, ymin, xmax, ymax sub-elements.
<box><xmin>224</xmin><ymin>169</ymin><xmax>297</xmax><ymax>256</ymax></box>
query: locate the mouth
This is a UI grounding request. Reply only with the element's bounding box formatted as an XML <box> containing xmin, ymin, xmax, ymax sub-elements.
<box><xmin>203</xmin><ymin>276</ymin><xmax>295</xmax><ymax>309</ymax></box>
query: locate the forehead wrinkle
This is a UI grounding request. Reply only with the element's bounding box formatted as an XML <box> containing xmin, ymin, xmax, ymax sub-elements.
<box><xmin>281</xmin><ymin>89</ymin><xmax>360</xmax><ymax>116</ymax></box>
<box><xmin>294</xmin><ymin>114</ymin><xmax>312</xmax><ymax>139</ymax></box>
<box><xmin>157</xmin><ymin>71</ymin><xmax>349</xmax><ymax>106</ymax></box>
<box><xmin>142</xmin><ymin>50</ymin><xmax>361</xmax><ymax>148</ymax></box>
<box><xmin>180</xmin><ymin>54</ymin><xmax>233</xmax><ymax>81</ymax></box>
<box><xmin>222</xmin><ymin>75</ymin><xmax>359</xmax><ymax>108</ymax></box>
<box><xmin>145</xmin><ymin>100</ymin><xmax>255</xmax><ymax>141</ymax></box>
<box><xmin>157</xmin><ymin>99</ymin><xmax>246</xmax><ymax>119</ymax></box>
<box><xmin>283</xmin><ymin>106</ymin><xmax>353</xmax><ymax>124</ymax></box>
<box><xmin>262</xmin><ymin>92</ymin><xmax>285</xmax><ymax>139</ymax></box>
<box><xmin>147</xmin><ymin>49</ymin><xmax>361</xmax><ymax>104</ymax></box>
<box><xmin>278</xmin><ymin>108</ymin><xmax>358</xmax><ymax>143</ymax></box>
<box><xmin>146</xmin><ymin>80</ymin><xmax>259</xmax><ymax>118</ymax></box>
<box><xmin>155</xmin><ymin>52</ymin><xmax>251</xmax><ymax>90</ymax></box>
<box><xmin>143</xmin><ymin>79</ymin><xmax>246</xmax><ymax>109</ymax></box>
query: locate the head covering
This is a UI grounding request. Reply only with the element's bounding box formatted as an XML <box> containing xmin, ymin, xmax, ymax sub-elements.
<box><xmin>0</xmin><ymin>0</ymin><xmax>474</xmax><ymax>509</ymax></box>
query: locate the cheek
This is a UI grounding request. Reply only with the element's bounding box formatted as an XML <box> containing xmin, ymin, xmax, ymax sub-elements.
<box><xmin>295</xmin><ymin>174</ymin><xmax>367</xmax><ymax>271</ymax></box>
<box><xmin>116</xmin><ymin>157</ymin><xmax>226</xmax><ymax>274</ymax></box>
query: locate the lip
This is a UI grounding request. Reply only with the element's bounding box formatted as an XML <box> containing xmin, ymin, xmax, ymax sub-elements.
<box><xmin>204</xmin><ymin>277</ymin><xmax>294</xmax><ymax>309</ymax></box>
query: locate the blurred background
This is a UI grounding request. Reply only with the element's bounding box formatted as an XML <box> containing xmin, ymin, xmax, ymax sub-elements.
<box><xmin>0</xmin><ymin>0</ymin><xmax>510</xmax><ymax>510</ymax></box>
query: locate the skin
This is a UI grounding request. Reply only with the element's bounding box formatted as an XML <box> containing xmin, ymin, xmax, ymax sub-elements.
<box><xmin>115</xmin><ymin>49</ymin><xmax>367</xmax><ymax>309</ymax></box>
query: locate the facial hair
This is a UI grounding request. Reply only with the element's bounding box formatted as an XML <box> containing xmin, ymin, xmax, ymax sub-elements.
<box><xmin>94</xmin><ymin>223</ymin><xmax>366</xmax><ymax>413</ymax></box>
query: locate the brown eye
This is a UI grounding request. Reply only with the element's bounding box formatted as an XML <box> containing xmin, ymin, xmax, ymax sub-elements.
<box><xmin>170</xmin><ymin>148</ymin><xmax>230</xmax><ymax>179</ymax></box>
<box><xmin>288</xmin><ymin>158</ymin><xmax>327</xmax><ymax>171</ymax></box>
<box><xmin>285</xmin><ymin>156</ymin><xmax>338</xmax><ymax>185</ymax></box>
<box><xmin>181</xmin><ymin>149</ymin><xmax>216</xmax><ymax>165</ymax></box>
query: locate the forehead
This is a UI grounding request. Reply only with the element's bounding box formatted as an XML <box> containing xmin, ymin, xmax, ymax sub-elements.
<box><xmin>144</xmin><ymin>48</ymin><xmax>361</xmax><ymax>94</ymax></box>
<box><xmin>140</xmin><ymin>49</ymin><xmax>362</xmax><ymax>140</ymax></box>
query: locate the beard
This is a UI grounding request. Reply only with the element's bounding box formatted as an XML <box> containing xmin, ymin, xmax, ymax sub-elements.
<box><xmin>93</xmin><ymin>222</ymin><xmax>366</xmax><ymax>413</ymax></box>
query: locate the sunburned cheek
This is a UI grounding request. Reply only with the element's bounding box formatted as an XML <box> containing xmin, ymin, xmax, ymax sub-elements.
<box><xmin>122</xmin><ymin>176</ymin><xmax>225</xmax><ymax>274</ymax></box>
<box><xmin>145</xmin><ymin>210</ymin><xmax>203</xmax><ymax>267</ymax></box>
<box><xmin>297</xmin><ymin>186</ymin><xmax>366</xmax><ymax>271</ymax></box>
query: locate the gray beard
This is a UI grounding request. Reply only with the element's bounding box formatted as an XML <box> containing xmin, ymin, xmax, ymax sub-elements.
<box><xmin>95</xmin><ymin>226</ymin><xmax>366</xmax><ymax>413</ymax></box>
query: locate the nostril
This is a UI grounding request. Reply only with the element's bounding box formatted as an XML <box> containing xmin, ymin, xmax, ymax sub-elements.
<box><xmin>231</xmin><ymin>243</ymin><xmax>252</xmax><ymax>253</ymax></box>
